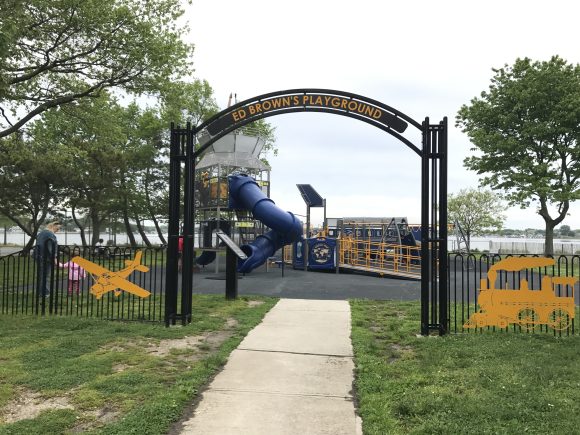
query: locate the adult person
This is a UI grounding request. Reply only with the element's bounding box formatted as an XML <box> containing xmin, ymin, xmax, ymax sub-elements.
<box><xmin>35</xmin><ymin>221</ymin><xmax>61</xmax><ymax>298</ymax></box>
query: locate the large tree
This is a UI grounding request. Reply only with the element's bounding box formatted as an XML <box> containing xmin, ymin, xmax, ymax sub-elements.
<box><xmin>457</xmin><ymin>56</ymin><xmax>580</xmax><ymax>256</ymax></box>
<box><xmin>0</xmin><ymin>0</ymin><xmax>192</xmax><ymax>138</ymax></box>
<box><xmin>448</xmin><ymin>188</ymin><xmax>505</xmax><ymax>253</ymax></box>
<box><xmin>29</xmin><ymin>93</ymin><xmax>127</xmax><ymax>246</ymax></box>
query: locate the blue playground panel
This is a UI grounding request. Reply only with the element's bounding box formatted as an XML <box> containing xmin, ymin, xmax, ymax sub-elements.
<box><xmin>293</xmin><ymin>237</ymin><xmax>336</xmax><ymax>270</ymax></box>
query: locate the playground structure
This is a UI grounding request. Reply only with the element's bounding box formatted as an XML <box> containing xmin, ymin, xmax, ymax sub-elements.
<box><xmin>292</xmin><ymin>217</ymin><xmax>421</xmax><ymax>278</ymax></box>
<box><xmin>464</xmin><ymin>257</ymin><xmax>576</xmax><ymax>330</ymax></box>
<box><xmin>191</xmin><ymin>129</ymin><xmax>421</xmax><ymax>279</ymax></box>
<box><xmin>194</xmin><ymin>129</ymin><xmax>271</xmax><ymax>267</ymax></box>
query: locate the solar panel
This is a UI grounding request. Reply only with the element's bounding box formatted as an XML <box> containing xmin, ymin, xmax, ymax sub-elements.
<box><xmin>296</xmin><ymin>184</ymin><xmax>324</xmax><ymax>207</ymax></box>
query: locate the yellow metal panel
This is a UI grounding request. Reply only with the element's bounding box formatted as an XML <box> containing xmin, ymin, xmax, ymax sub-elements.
<box><xmin>464</xmin><ymin>257</ymin><xmax>576</xmax><ymax>331</ymax></box>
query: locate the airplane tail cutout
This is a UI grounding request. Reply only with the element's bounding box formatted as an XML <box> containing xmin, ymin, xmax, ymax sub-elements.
<box><xmin>71</xmin><ymin>251</ymin><xmax>151</xmax><ymax>300</ymax></box>
<box><xmin>124</xmin><ymin>251</ymin><xmax>149</xmax><ymax>272</ymax></box>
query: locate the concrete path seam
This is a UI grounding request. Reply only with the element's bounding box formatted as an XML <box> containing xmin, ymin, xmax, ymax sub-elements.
<box><xmin>236</xmin><ymin>348</ymin><xmax>354</xmax><ymax>358</ymax></box>
<box><xmin>207</xmin><ymin>388</ymin><xmax>353</xmax><ymax>400</ymax></box>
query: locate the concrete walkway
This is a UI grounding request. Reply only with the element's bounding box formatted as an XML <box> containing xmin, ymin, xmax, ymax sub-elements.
<box><xmin>179</xmin><ymin>299</ymin><xmax>362</xmax><ymax>435</ymax></box>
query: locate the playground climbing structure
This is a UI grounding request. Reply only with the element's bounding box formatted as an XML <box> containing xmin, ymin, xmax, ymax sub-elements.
<box><xmin>194</xmin><ymin>128</ymin><xmax>271</xmax><ymax>266</ymax></box>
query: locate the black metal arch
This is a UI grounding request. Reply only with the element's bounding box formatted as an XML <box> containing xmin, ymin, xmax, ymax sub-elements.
<box><xmin>165</xmin><ymin>89</ymin><xmax>448</xmax><ymax>336</ymax></box>
<box><xmin>192</xmin><ymin>89</ymin><xmax>423</xmax><ymax>158</ymax></box>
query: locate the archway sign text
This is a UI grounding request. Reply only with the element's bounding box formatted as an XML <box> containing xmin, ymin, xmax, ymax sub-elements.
<box><xmin>206</xmin><ymin>93</ymin><xmax>408</xmax><ymax>136</ymax></box>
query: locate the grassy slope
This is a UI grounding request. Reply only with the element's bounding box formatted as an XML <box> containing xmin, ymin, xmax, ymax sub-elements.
<box><xmin>351</xmin><ymin>300</ymin><xmax>580</xmax><ymax>435</ymax></box>
<box><xmin>0</xmin><ymin>295</ymin><xmax>277</xmax><ymax>435</ymax></box>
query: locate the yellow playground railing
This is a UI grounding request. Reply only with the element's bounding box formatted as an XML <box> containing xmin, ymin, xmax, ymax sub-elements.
<box><xmin>283</xmin><ymin>244</ymin><xmax>293</xmax><ymax>264</ymax></box>
<box><xmin>338</xmin><ymin>236</ymin><xmax>421</xmax><ymax>278</ymax></box>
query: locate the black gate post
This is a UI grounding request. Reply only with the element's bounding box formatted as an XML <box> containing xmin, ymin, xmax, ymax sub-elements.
<box><xmin>420</xmin><ymin>118</ymin><xmax>430</xmax><ymax>335</ymax></box>
<box><xmin>438</xmin><ymin>117</ymin><xmax>448</xmax><ymax>335</ymax></box>
<box><xmin>165</xmin><ymin>123</ymin><xmax>182</xmax><ymax>326</ymax></box>
<box><xmin>420</xmin><ymin>117</ymin><xmax>448</xmax><ymax>336</ymax></box>
<box><xmin>180</xmin><ymin>123</ymin><xmax>195</xmax><ymax>325</ymax></box>
<box><xmin>225</xmin><ymin>247</ymin><xmax>239</xmax><ymax>300</ymax></box>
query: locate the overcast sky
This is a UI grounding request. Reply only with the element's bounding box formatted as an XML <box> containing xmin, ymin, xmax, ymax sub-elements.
<box><xmin>184</xmin><ymin>0</ymin><xmax>580</xmax><ymax>229</ymax></box>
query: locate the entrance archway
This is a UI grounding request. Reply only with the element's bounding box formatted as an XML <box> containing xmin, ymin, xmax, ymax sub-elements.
<box><xmin>165</xmin><ymin>89</ymin><xmax>447</xmax><ymax>335</ymax></box>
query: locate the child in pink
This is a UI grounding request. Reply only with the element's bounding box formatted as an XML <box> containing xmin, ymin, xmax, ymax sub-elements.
<box><xmin>59</xmin><ymin>259</ymin><xmax>87</xmax><ymax>295</ymax></box>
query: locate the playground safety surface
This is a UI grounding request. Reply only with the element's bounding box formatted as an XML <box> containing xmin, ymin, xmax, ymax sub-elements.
<box><xmin>189</xmin><ymin>262</ymin><xmax>422</xmax><ymax>301</ymax></box>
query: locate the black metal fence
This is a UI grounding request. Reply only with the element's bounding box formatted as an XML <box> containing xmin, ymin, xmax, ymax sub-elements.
<box><xmin>448</xmin><ymin>253</ymin><xmax>580</xmax><ymax>335</ymax></box>
<box><xmin>3</xmin><ymin>246</ymin><xmax>579</xmax><ymax>335</ymax></box>
<box><xmin>0</xmin><ymin>244</ymin><xmax>167</xmax><ymax>322</ymax></box>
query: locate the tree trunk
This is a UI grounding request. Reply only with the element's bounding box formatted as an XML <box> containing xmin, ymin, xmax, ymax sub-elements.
<box><xmin>539</xmin><ymin>198</ymin><xmax>568</xmax><ymax>257</ymax></box>
<box><xmin>0</xmin><ymin>208</ymin><xmax>44</xmax><ymax>252</ymax></box>
<box><xmin>466</xmin><ymin>231</ymin><xmax>471</xmax><ymax>255</ymax></box>
<box><xmin>24</xmin><ymin>238</ymin><xmax>35</xmax><ymax>252</ymax></box>
<box><xmin>122</xmin><ymin>210</ymin><xmax>137</xmax><ymax>247</ymax></box>
<box><xmin>3</xmin><ymin>226</ymin><xmax>6</xmax><ymax>245</ymax></box>
<box><xmin>544</xmin><ymin>221</ymin><xmax>556</xmax><ymax>256</ymax></box>
<box><xmin>90</xmin><ymin>209</ymin><xmax>103</xmax><ymax>246</ymax></box>
<box><xmin>72</xmin><ymin>207</ymin><xmax>87</xmax><ymax>247</ymax></box>
<box><xmin>144</xmin><ymin>168</ymin><xmax>167</xmax><ymax>245</ymax></box>
<box><xmin>134</xmin><ymin>216</ymin><xmax>151</xmax><ymax>247</ymax></box>
<box><xmin>151</xmin><ymin>214</ymin><xmax>167</xmax><ymax>245</ymax></box>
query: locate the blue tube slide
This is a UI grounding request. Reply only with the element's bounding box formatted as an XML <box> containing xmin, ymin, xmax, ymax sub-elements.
<box><xmin>228</xmin><ymin>174</ymin><xmax>303</xmax><ymax>273</ymax></box>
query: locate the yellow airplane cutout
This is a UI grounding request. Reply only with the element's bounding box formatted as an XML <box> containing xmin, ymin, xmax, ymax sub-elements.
<box><xmin>71</xmin><ymin>251</ymin><xmax>151</xmax><ymax>299</ymax></box>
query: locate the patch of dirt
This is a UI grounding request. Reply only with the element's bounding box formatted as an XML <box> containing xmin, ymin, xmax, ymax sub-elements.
<box><xmin>204</xmin><ymin>330</ymin><xmax>233</xmax><ymax>348</ymax></box>
<box><xmin>389</xmin><ymin>344</ymin><xmax>414</xmax><ymax>364</ymax></box>
<box><xmin>112</xmin><ymin>363</ymin><xmax>130</xmax><ymax>373</ymax></box>
<box><xmin>145</xmin><ymin>335</ymin><xmax>206</xmax><ymax>357</ymax></box>
<box><xmin>145</xmin><ymin>330</ymin><xmax>234</xmax><ymax>358</ymax></box>
<box><xmin>2</xmin><ymin>389</ymin><xmax>74</xmax><ymax>423</ymax></box>
<box><xmin>226</xmin><ymin>317</ymin><xmax>238</xmax><ymax>328</ymax></box>
<box><xmin>100</xmin><ymin>344</ymin><xmax>128</xmax><ymax>352</ymax></box>
<box><xmin>70</xmin><ymin>406</ymin><xmax>120</xmax><ymax>433</ymax></box>
<box><xmin>247</xmin><ymin>300</ymin><xmax>264</xmax><ymax>308</ymax></box>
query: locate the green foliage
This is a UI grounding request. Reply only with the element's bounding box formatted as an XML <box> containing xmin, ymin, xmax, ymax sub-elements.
<box><xmin>0</xmin><ymin>0</ymin><xmax>192</xmax><ymax>138</ymax></box>
<box><xmin>0</xmin><ymin>79</ymin><xmax>222</xmax><ymax>246</ymax></box>
<box><xmin>558</xmin><ymin>224</ymin><xmax>575</xmax><ymax>237</ymax></box>
<box><xmin>0</xmin><ymin>132</ymin><xmax>64</xmax><ymax>245</ymax></box>
<box><xmin>448</xmin><ymin>188</ymin><xmax>505</xmax><ymax>248</ymax></box>
<box><xmin>161</xmin><ymin>80</ymin><xmax>219</xmax><ymax>126</ymax></box>
<box><xmin>457</xmin><ymin>56</ymin><xmax>580</xmax><ymax>254</ymax></box>
<box><xmin>351</xmin><ymin>300</ymin><xmax>580</xmax><ymax>435</ymax></box>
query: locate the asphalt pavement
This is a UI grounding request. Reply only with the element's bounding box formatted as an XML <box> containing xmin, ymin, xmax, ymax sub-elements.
<box><xmin>189</xmin><ymin>260</ymin><xmax>422</xmax><ymax>301</ymax></box>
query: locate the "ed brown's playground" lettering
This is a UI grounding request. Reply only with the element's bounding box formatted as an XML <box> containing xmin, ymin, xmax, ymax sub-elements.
<box><xmin>204</xmin><ymin>92</ymin><xmax>408</xmax><ymax>136</ymax></box>
<box><xmin>231</xmin><ymin>94</ymin><xmax>382</xmax><ymax>122</ymax></box>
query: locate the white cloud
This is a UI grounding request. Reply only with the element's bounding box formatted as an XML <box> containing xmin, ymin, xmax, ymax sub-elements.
<box><xmin>185</xmin><ymin>0</ymin><xmax>580</xmax><ymax>229</ymax></box>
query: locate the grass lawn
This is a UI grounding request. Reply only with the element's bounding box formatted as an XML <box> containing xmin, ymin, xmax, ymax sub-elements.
<box><xmin>351</xmin><ymin>300</ymin><xmax>580</xmax><ymax>435</ymax></box>
<box><xmin>0</xmin><ymin>294</ymin><xmax>277</xmax><ymax>434</ymax></box>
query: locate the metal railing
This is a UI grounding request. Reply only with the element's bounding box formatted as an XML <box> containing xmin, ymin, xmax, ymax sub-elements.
<box><xmin>0</xmin><ymin>244</ymin><xmax>166</xmax><ymax>322</ymax></box>
<box><xmin>338</xmin><ymin>237</ymin><xmax>421</xmax><ymax>278</ymax></box>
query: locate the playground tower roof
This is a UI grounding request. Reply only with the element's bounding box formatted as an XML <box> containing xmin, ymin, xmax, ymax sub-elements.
<box><xmin>196</xmin><ymin>131</ymin><xmax>270</xmax><ymax>171</ymax></box>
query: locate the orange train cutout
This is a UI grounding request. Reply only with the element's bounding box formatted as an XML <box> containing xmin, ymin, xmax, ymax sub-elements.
<box><xmin>71</xmin><ymin>251</ymin><xmax>151</xmax><ymax>300</ymax></box>
<box><xmin>464</xmin><ymin>257</ymin><xmax>576</xmax><ymax>330</ymax></box>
